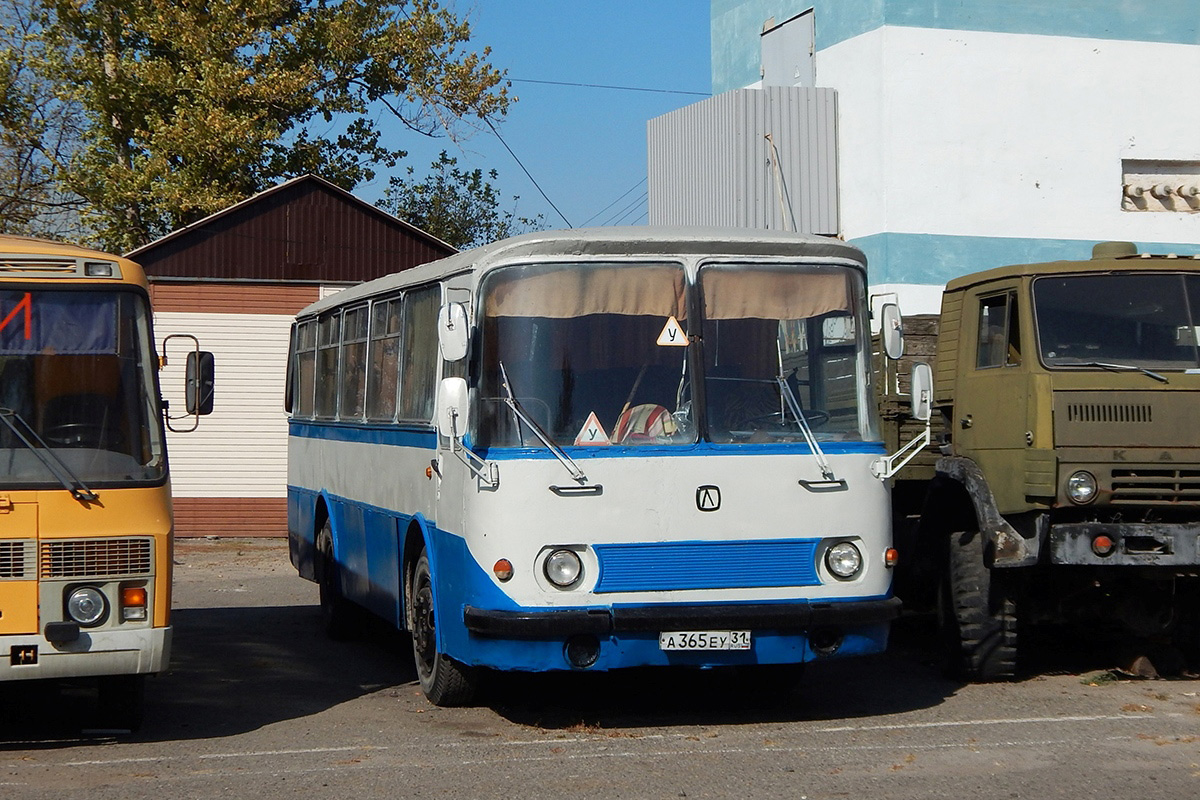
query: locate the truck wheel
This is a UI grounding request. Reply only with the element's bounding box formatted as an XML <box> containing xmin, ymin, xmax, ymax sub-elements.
<box><xmin>941</xmin><ymin>531</ymin><xmax>1019</xmax><ymax>681</ymax></box>
<box><xmin>316</xmin><ymin>519</ymin><xmax>361</xmax><ymax>640</ymax></box>
<box><xmin>408</xmin><ymin>550</ymin><xmax>477</xmax><ymax>706</ymax></box>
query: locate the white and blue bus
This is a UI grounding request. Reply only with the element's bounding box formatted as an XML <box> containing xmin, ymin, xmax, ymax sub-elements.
<box><xmin>286</xmin><ymin>227</ymin><xmax>915</xmax><ymax>705</ymax></box>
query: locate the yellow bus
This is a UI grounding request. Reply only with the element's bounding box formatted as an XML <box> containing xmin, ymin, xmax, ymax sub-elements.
<box><xmin>0</xmin><ymin>234</ymin><xmax>211</xmax><ymax>729</ymax></box>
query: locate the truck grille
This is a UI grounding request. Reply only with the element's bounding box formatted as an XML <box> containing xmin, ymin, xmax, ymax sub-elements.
<box><xmin>1111</xmin><ymin>469</ymin><xmax>1200</xmax><ymax>505</ymax></box>
<box><xmin>0</xmin><ymin>540</ymin><xmax>35</xmax><ymax>579</ymax></box>
<box><xmin>1065</xmin><ymin>403</ymin><xmax>1153</xmax><ymax>423</ymax></box>
<box><xmin>39</xmin><ymin>538</ymin><xmax>153</xmax><ymax>578</ymax></box>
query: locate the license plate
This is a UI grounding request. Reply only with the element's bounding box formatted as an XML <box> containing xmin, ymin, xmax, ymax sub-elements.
<box><xmin>658</xmin><ymin>630</ymin><xmax>751</xmax><ymax>651</ymax></box>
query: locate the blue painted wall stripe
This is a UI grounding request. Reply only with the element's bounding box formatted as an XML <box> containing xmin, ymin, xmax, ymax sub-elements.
<box><xmin>854</xmin><ymin>232</ymin><xmax>1200</xmax><ymax>286</ymax></box>
<box><xmin>712</xmin><ymin>1</ymin><xmax>1200</xmax><ymax>93</ymax></box>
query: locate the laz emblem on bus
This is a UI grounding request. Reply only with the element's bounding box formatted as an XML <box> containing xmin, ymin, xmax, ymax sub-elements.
<box><xmin>696</xmin><ymin>485</ymin><xmax>721</xmax><ymax>512</ymax></box>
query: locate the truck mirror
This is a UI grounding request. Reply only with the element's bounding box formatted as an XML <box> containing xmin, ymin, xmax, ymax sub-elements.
<box><xmin>910</xmin><ymin>362</ymin><xmax>933</xmax><ymax>422</ymax></box>
<box><xmin>436</xmin><ymin>377</ymin><xmax>469</xmax><ymax>439</ymax></box>
<box><xmin>186</xmin><ymin>351</ymin><xmax>215</xmax><ymax>416</ymax></box>
<box><xmin>880</xmin><ymin>303</ymin><xmax>904</xmax><ymax>359</ymax></box>
<box><xmin>438</xmin><ymin>302</ymin><xmax>469</xmax><ymax>362</ymax></box>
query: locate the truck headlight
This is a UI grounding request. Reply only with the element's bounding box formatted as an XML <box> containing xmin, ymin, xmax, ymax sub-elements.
<box><xmin>825</xmin><ymin>542</ymin><xmax>863</xmax><ymax>579</ymax></box>
<box><xmin>66</xmin><ymin>586</ymin><xmax>108</xmax><ymax>627</ymax></box>
<box><xmin>1066</xmin><ymin>471</ymin><xmax>1098</xmax><ymax>504</ymax></box>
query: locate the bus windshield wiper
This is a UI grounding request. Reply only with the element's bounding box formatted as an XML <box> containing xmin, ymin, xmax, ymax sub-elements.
<box><xmin>498</xmin><ymin>362</ymin><xmax>588</xmax><ymax>484</ymax></box>
<box><xmin>775</xmin><ymin>374</ymin><xmax>838</xmax><ymax>482</ymax></box>
<box><xmin>0</xmin><ymin>407</ymin><xmax>99</xmax><ymax>502</ymax></box>
<box><xmin>1052</xmin><ymin>359</ymin><xmax>1169</xmax><ymax>384</ymax></box>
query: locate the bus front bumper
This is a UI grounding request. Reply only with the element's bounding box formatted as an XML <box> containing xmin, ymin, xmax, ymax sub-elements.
<box><xmin>1</xmin><ymin>626</ymin><xmax>172</xmax><ymax>682</ymax></box>
<box><xmin>463</xmin><ymin>597</ymin><xmax>901</xmax><ymax>639</ymax></box>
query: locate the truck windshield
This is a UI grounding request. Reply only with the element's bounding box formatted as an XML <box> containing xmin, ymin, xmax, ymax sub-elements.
<box><xmin>700</xmin><ymin>264</ymin><xmax>877</xmax><ymax>443</ymax></box>
<box><xmin>1034</xmin><ymin>273</ymin><xmax>1200</xmax><ymax>370</ymax></box>
<box><xmin>0</xmin><ymin>289</ymin><xmax>165</xmax><ymax>487</ymax></box>
<box><xmin>477</xmin><ymin>262</ymin><xmax>694</xmax><ymax>448</ymax></box>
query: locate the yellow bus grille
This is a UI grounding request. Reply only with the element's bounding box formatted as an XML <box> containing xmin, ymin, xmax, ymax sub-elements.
<box><xmin>0</xmin><ymin>540</ymin><xmax>36</xmax><ymax>579</ymax></box>
<box><xmin>39</xmin><ymin>538</ymin><xmax>153</xmax><ymax>578</ymax></box>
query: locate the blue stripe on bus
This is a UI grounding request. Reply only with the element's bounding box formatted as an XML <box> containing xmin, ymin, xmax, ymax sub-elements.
<box><xmin>594</xmin><ymin>539</ymin><xmax>820</xmax><ymax>593</ymax></box>
<box><xmin>289</xmin><ymin>419</ymin><xmax>438</xmax><ymax>448</ymax></box>
<box><xmin>287</xmin><ymin>419</ymin><xmax>884</xmax><ymax>458</ymax></box>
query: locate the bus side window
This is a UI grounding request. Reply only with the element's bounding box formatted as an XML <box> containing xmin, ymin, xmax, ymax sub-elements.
<box><xmin>293</xmin><ymin>320</ymin><xmax>317</xmax><ymax>418</ymax></box>
<box><xmin>340</xmin><ymin>305</ymin><xmax>369</xmax><ymax>420</ymax></box>
<box><xmin>366</xmin><ymin>297</ymin><xmax>402</xmax><ymax>422</ymax></box>
<box><xmin>315</xmin><ymin>311</ymin><xmax>340</xmax><ymax>418</ymax></box>
<box><xmin>398</xmin><ymin>286</ymin><xmax>440</xmax><ymax>422</ymax></box>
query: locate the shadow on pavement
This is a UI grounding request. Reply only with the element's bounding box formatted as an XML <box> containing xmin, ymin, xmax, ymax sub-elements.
<box><xmin>0</xmin><ymin>604</ymin><xmax>417</xmax><ymax>748</ymax></box>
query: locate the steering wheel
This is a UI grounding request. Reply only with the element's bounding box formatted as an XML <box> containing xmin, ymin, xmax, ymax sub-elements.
<box><xmin>43</xmin><ymin>422</ymin><xmax>106</xmax><ymax>448</ymax></box>
<box><xmin>744</xmin><ymin>409</ymin><xmax>830</xmax><ymax>429</ymax></box>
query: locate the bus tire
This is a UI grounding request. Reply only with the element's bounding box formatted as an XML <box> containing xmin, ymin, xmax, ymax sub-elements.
<box><xmin>408</xmin><ymin>550</ymin><xmax>477</xmax><ymax>706</ymax></box>
<box><xmin>316</xmin><ymin>519</ymin><xmax>360</xmax><ymax>640</ymax></box>
<box><xmin>96</xmin><ymin>674</ymin><xmax>145</xmax><ymax>732</ymax></box>
<box><xmin>941</xmin><ymin>530</ymin><xmax>1019</xmax><ymax>681</ymax></box>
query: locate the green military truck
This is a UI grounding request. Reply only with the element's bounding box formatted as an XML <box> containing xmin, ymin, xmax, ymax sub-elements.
<box><xmin>882</xmin><ymin>241</ymin><xmax>1200</xmax><ymax>680</ymax></box>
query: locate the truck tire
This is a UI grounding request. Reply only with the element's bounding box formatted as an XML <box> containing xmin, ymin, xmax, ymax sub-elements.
<box><xmin>941</xmin><ymin>530</ymin><xmax>1019</xmax><ymax>681</ymax></box>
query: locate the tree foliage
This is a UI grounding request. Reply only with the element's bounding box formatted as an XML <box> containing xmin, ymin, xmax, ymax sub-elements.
<box><xmin>379</xmin><ymin>150</ymin><xmax>544</xmax><ymax>250</ymax></box>
<box><xmin>0</xmin><ymin>0</ymin><xmax>510</xmax><ymax>251</ymax></box>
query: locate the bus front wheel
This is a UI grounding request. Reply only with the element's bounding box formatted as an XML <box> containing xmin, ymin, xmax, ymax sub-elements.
<box><xmin>408</xmin><ymin>550</ymin><xmax>477</xmax><ymax>706</ymax></box>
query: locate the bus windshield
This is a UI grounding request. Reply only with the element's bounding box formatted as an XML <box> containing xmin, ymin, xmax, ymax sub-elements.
<box><xmin>1034</xmin><ymin>273</ymin><xmax>1200</xmax><ymax>371</ymax></box>
<box><xmin>701</xmin><ymin>264</ymin><xmax>876</xmax><ymax>443</ymax></box>
<box><xmin>477</xmin><ymin>262</ymin><xmax>694</xmax><ymax>448</ymax></box>
<box><xmin>0</xmin><ymin>289</ymin><xmax>165</xmax><ymax>487</ymax></box>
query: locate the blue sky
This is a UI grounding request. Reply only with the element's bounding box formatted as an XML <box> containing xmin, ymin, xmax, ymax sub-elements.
<box><xmin>358</xmin><ymin>1</ymin><xmax>712</xmax><ymax>232</ymax></box>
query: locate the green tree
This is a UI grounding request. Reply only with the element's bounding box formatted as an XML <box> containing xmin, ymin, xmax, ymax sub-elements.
<box><xmin>379</xmin><ymin>150</ymin><xmax>544</xmax><ymax>249</ymax></box>
<box><xmin>0</xmin><ymin>0</ymin><xmax>510</xmax><ymax>251</ymax></box>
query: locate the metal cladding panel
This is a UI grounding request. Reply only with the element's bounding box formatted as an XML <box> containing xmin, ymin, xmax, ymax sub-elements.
<box><xmin>648</xmin><ymin>87</ymin><xmax>839</xmax><ymax>236</ymax></box>
<box><xmin>155</xmin><ymin>310</ymin><xmax>293</xmax><ymax>498</ymax></box>
<box><xmin>129</xmin><ymin>177</ymin><xmax>454</xmax><ymax>284</ymax></box>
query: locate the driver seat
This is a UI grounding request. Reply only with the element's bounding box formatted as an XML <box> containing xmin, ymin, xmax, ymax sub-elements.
<box><xmin>611</xmin><ymin>403</ymin><xmax>676</xmax><ymax>444</ymax></box>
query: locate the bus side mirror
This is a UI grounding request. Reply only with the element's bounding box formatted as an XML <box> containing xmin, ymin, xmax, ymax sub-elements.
<box><xmin>186</xmin><ymin>351</ymin><xmax>215</xmax><ymax>416</ymax></box>
<box><xmin>437</xmin><ymin>377</ymin><xmax>469</xmax><ymax>439</ymax></box>
<box><xmin>880</xmin><ymin>303</ymin><xmax>904</xmax><ymax>360</ymax></box>
<box><xmin>438</xmin><ymin>302</ymin><xmax>469</xmax><ymax>362</ymax></box>
<box><xmin>911</xmin><ymin>362</ymin><xmax>932</xmax><ymax>422</ymax></box>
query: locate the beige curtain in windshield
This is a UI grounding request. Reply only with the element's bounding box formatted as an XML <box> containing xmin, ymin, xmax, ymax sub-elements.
<box><xmin>703</xmin><ymin>269</ymin><xmax>850</xmax><ymax>320</ymax></box>
<box><xmin>485</xmin><ymin>265</ymin><xmax>686</xmax><ymax>318</ymax></box>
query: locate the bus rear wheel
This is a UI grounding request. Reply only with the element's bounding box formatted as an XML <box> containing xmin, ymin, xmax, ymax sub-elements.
<box><xmin>316</xmin><ymin>519</ymin><xmax>360</xmax><ymax>640</ymax></box>
<box><xmin>408</xmin><ymin>550</ymin><xmax>477</xmax><ymax>706</ymax></box>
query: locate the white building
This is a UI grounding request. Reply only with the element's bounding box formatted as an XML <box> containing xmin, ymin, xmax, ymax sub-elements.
<box><xmin>650</xmin><ymin>0</ymin><xmax>1200</xmax><ymax>313</ymax></box>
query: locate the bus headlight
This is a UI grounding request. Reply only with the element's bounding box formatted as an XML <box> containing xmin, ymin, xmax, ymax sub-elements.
<box><xmin>544</xmin><ymin>549</ymin><xmax>583</xmax><ymax>587</ymax></box>
<box><xmin>1067</xmin><ymin>471</ymin><xmax>1098</xmax><ymax>504</ymax></box>
<box><xmin>825</xmin><ymin>542</ymin><xmax>863</xmax><ymax>580</ymax></box>
<box><xmin>66</xmin><ymin>586</ymin><xmax>108</xmax><ymax>627</ymax></box>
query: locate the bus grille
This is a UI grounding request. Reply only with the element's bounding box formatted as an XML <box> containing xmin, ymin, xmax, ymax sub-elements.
<box><xmin>39</xmin><ymin>538</ymin><xmax>153</xmax><ymax>578</ymax></box>
<box><xmin>593</xmin><ymin>539</ymin><xmax>820</xmax><ymax>593</ymax></box>
<box><xmin>0</xmin><ymin>540</ymin><xmax>36</xmax><ymax>579</ymax></box>
<box><xmin>1111</xmin><ymin>469</ymin><xmax>1200</xmax><ymax>506</ymax></box>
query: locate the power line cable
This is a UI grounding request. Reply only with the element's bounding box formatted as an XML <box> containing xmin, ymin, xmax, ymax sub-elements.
<box><xmin>511</xmin><ymin>78</ymin><xmax>710</xmax><ymax>97</ymax></box>
<box><xmin>581</xmin><ymin>177</ymin><xmax>647</xmax><ymax>226</ymax></box>
<box><xmin>612</xmin><ymin>194</ymin><xmax>649</xmax><ymax>226</ymax></box>
<box><xmin>601</xmin><ymin>191</ymin><xmax>648</xmax><ymax>227</ymax></box>
<box><xmin>484</xmin><ymin>118</ymin><xmax>572</xmax><ymax>227</ymax></box>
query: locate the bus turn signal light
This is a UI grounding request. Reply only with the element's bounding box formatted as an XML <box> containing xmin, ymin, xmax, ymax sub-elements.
<box><xmin>493</xmin><ymin>559</ymin><xmax>514</xmax><ymax>582</ymax></box>
<box><xmin>121</xmin><ymin>586</ymin><xmax>148</xmax><ymax>621</ymax></box>
<box><xmin>1091</xmin><ymin>535</ymin><xmax>1115</xmax><ymax>557</ymax></box>
<box><xmin>885</xmin><ymin>548</ymin><xmax>899</xmax><ymax>568</ymax></box>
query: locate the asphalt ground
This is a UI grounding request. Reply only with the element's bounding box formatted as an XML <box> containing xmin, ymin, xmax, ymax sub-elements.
<box><xmin>1</xmin><ymin>538</ymin><xmax>1198</xmax><ymax>799</ymax></box>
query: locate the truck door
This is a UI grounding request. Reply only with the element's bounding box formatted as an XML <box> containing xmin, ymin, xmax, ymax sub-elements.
<box><xmin>954</xmin><ymin>286</ymin><xmax>1030</xmax><ymax>513</ymax></box>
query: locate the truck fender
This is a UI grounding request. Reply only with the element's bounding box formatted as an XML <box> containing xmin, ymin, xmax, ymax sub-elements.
<box><xmin>934</xmin><ymin>456</ymin><xmax>1039</xmax><ymax>567</ymax></box>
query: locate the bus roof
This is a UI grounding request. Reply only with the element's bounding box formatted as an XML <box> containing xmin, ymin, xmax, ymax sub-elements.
<box><xmin>0</xmin><ymin>233</ymin><xmax>148</xmax><ymax>287</ymax></box>
<box><xmin>297</xmin><ymin>226</ymin><xmax>867</xmax><ymax>318</ymax></box>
